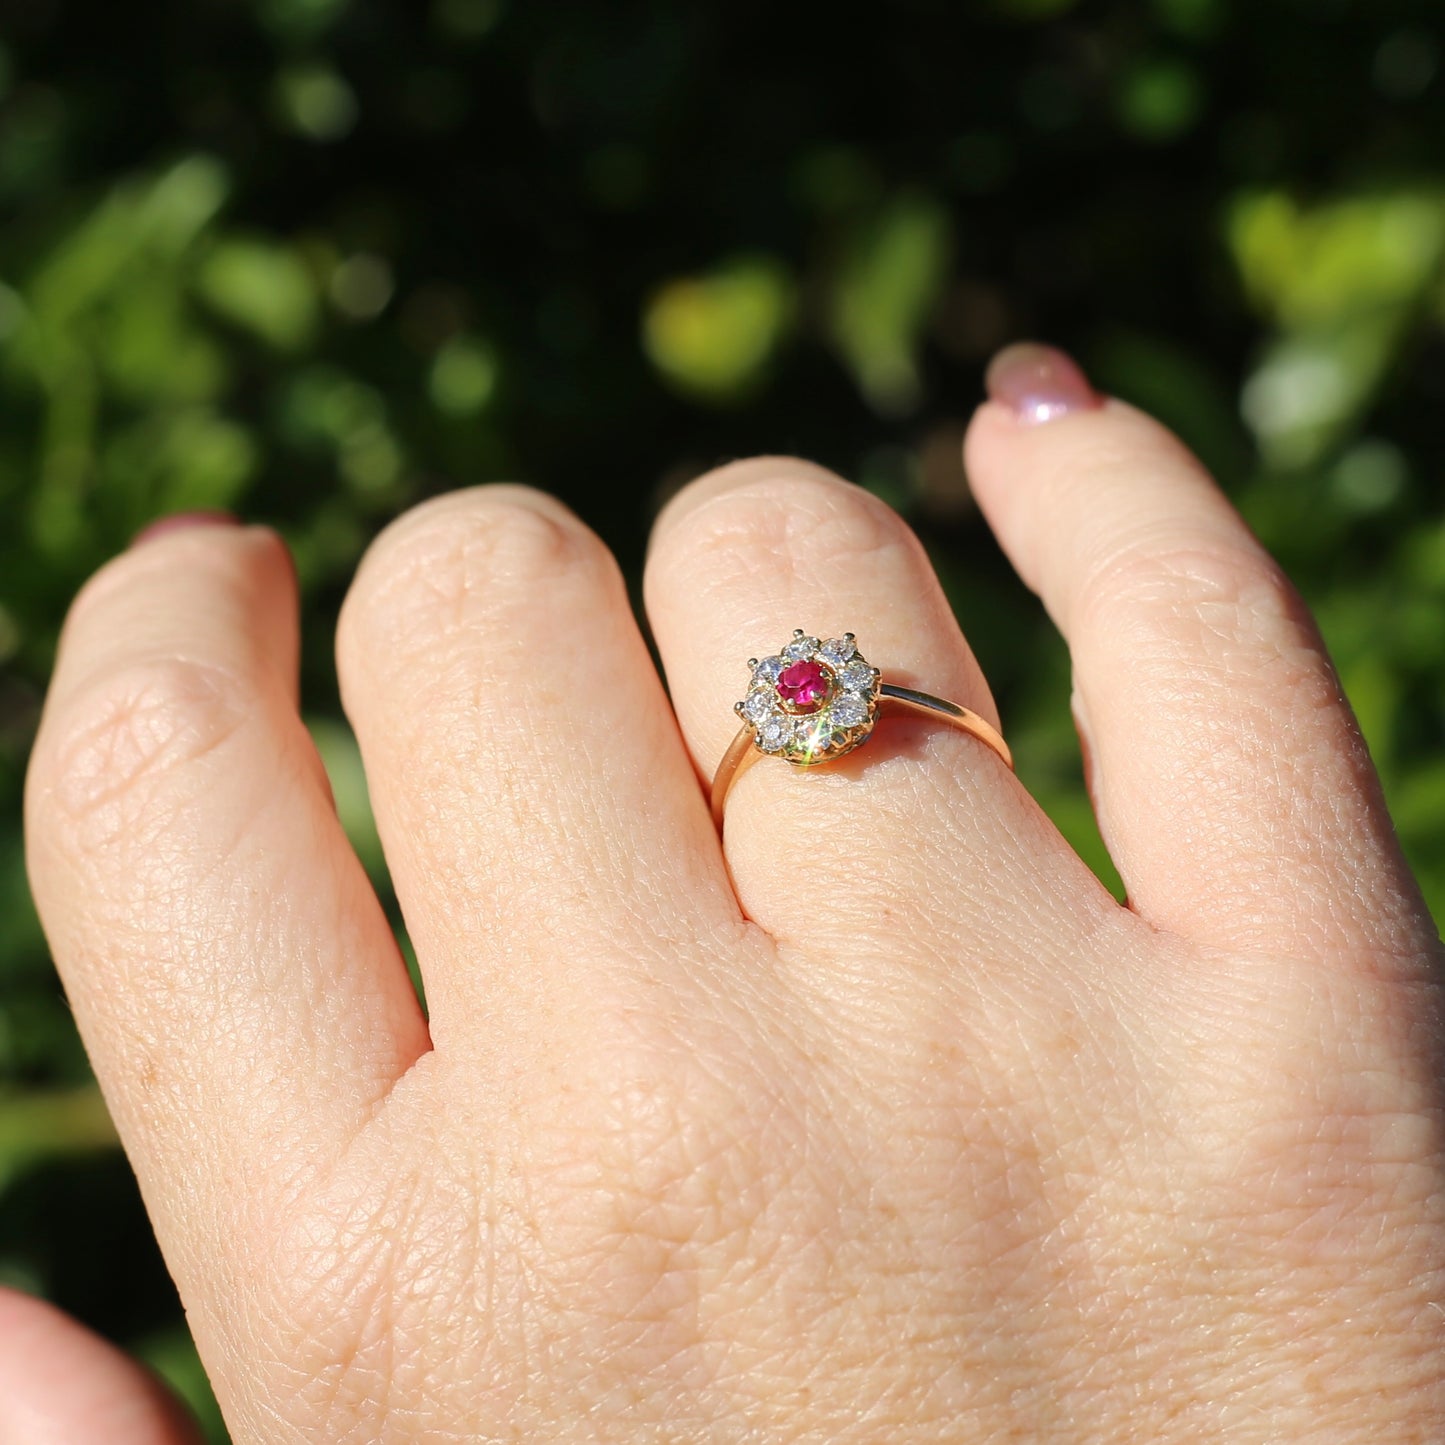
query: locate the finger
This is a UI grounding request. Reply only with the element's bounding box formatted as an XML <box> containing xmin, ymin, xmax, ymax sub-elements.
<box><xmin>0</xmin><ymin>1291</ymin><xmax>200</xmax><ymax>1444</ymax></box>
<box><xmin>336</xmin><ymin>487</ymin><xmax>741</xmax><ymax>1053</ymax></box>
<box><xmin>25</xmin><ymin>523</ymin><xmax>429</xmax><ymax>1245</ymax></box>
<box><xmin>0</xmin><ymin>1288</ymin><xmax>203</xmax><ymax>1445</ymax></box>
<box><xmin>644</xmin><ymin>457</ymin><xmax>1117</xmax><ymax>979</ymax></box>
<box><xmin>965</xmin><ymin>343</ymin><xmax>1430</xmax><ymax>956</ymax></box>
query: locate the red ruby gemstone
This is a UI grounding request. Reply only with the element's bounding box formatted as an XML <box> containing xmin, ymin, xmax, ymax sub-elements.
<box><xmin>776</xmin><ymin>659</ymin><xmax>832</xmax><ymax>712</ymax></box>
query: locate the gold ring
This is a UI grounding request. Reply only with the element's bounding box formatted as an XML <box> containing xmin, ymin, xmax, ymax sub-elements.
<box><xmin>710</xmin><ymin>630</ymin><xmax>1013</xmax><ymax>828</ymax></box>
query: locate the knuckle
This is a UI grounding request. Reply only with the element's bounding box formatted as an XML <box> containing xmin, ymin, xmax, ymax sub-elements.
<box><xmin>651</xmin><ymin>455</ymin><xmax>920</xmax><ymax>596</ymax></box>
<box><xmin>340</xmin><ymin>487</ymin><xmax>616</xmax><ymax>667</ymax></box>
<box><xmin>1081</xmin><ymin>534</ymin><xmax>1328</xmax><ymax>688</ymax></box>
<box><xmin>30</xmin><ymin>655</ymin><xmax>253</xmax><ymax>854</ymax></box>
<box><xmin>1086</xmin><ymin>532</ymin><xmax>1281</xmax><ymax>621</ymax></box>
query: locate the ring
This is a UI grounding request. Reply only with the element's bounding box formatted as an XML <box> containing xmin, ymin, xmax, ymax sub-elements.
<box><xmin>710</xmin><ymin>630</ymin><xmax>1014</xmax><ymax>827</ymax></box>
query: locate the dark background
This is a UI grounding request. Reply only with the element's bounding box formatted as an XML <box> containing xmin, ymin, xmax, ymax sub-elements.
<box><xmin>1</xmin><ymin>0</ymin><xmax>1442</xmax><ymax>1435</ymax></box>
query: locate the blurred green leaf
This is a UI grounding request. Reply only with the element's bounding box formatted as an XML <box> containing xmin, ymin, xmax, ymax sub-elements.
<box><xmin>430</xmin><ymin>334</ymin><xmax>500</xmax><ymax>415</ymax></box>
<box><xmin>643</xmin><ymin>255</ymin><xmax>794</xmax><ymax>403</ymax></box>
<box><xmin>1402</xmin><ymin>519</ymin><xmax>1445</xmax><ymax>595</ymax></box>
<box><xmin>101</xmin><ymin>279</ymin><xmax>228</xmax><ymax>402</ymax></box>
<box><xmin>0</xmin><ymin>1087</ymin><xmax>117</xmax><ymax>1193</ymax></box>
<box><xmin>1240</xmin><ymin>315</ymin><xmax>1401</xmax><ymax>468</ymax></box>
<box><xmin>27</xmin><ymin>158</ymin><xmax>229</xmax><ymax>330</ymax></box>
<box><xmin>1330</xmin><ymin>438</ymin><xmax>1408</xmax><ymax>516</ymax></box>
<box><xmin>108</xmin><ymin>407</ymin><xmax>258</xmax><ymax>521</ymax></box>
<box><xmin>1149</xmin><ymin>0</ymin><xmax>1224</xmax><ymax>41</ymax></box>
<box><xmin>276</xmin><ymin>364</ymin><xmax>405</xmax><ymax>502</ymax></box>
<box><xmin>0</xmin><ymin>280</ymin><xmax>24</xmax><ymax>346</ymax></box>
<box><xmin>197</xmin><ymin>238</ymin><xmax>320</xmax><ymax>351</ymax></box>
<box><xmin>1391</xmin><ymin>760</ymin><xmax>1445</xmax><ymax>845</ymax></box>
<box><xmin>432</xmin><ymin>0</ymin><xmax>506</xmax><ymax>40</ymax></box>
<box><xmin>1230</xmin><ymin>188</ymin><xmax>1445</xmax><ymax>329</ymax></box>
<box><xmin>0</xmin><ymin>836</ymin><xmax>45</xmax><ymax>977</ymax></box>
<box><xmin>1115</xmin><ymin>57</ymin><xmax>1204</xmax><ymax>143</ymax></box>
<box><xmin>0</xmin><ymin>86</ymin><xmax>67</xmax><ymax>203</ymax></box>
<box><xmin>1373</xmin><ymin>29</ymin><xmax>1439</xmax><ymax>103</ymax></box>
<box><xmin>329</xmin><ymin>253</ymin><xmax>395</xmax><ymax>320</ymax></box>
<box><xmin>1337</xmin><ymin>651</ymin><xmax>1402</xmax><ymax>778</ymax></box>
<box><xmin>280</xmin><ymin>365</ymin><xmax>384</xmax><ymax>448</ymax></box>
<box><xmin>828</xmin><ymin>195</ymin><xmax>952</xmax><ymax>416</ymax></box>
<box><xmin>274</xmin><ymin>64</ymin><xmax>359</xmax><ymax>141</ymax></box>
<box><xmin>1228</xmin><ymin>186</ymin><xmax>1445</xmax><ymax>466</ymax></box>
<box><xmin>258</xmin><ymin>0</ymin><xmax>352</xmax><ymax>44</ymax></box>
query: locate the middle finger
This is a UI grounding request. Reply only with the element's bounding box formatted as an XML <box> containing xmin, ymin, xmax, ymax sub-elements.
<box><xmin>337</xmin><ymin>486</ymin><xmax>741</xmax><ymax>1054</ymax></box>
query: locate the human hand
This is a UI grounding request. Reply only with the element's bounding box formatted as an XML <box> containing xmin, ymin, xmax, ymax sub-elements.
<box><xmin>23</xmin><ymin>344</ymin><xmax>1445</xmax><ymax>1442</ymax></box>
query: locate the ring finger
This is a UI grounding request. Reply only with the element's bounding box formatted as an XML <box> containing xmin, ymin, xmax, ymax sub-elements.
<box><xmin>644</xmin><ymin>457</ymin><xmax>1114</xmax><ymax>985</ymax></box>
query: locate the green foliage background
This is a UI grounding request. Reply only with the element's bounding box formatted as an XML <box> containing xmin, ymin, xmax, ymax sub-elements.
<box><xmin>1</xmin><ymin>0</ymin><xmax>1443</xmax><ymax>1435</ymax></box>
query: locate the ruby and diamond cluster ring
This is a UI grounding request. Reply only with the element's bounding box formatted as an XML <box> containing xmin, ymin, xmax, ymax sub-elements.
<box><xmin>736</xmin><ymin>630</ymin><xmax>880</xmax><ymax>765</ymax></box>
<box><xmin>710</xmin><ymin>628</ymin><xmax>1015</xmax><ymax>828</ymax></box>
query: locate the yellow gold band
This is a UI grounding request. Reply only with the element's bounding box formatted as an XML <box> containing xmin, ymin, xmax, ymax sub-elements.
<box><xmin>711</xmin><ymin>682</ymin><xmax>1013</xmax><ymax>830</ymax></box>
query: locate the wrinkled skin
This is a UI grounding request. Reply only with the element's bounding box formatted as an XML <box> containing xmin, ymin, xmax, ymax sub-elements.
<box><xmin>20</xmin><ymin>373</ymin><xmax>1445</xmax><ymax>1442</ymax></box>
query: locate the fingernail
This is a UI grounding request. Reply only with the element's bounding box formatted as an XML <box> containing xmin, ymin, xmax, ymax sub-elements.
<box><xmin>131</xmin><ymin>511</ymin><xmax>239</xmax><ymax>548</ymax></box>
<box><xmin>985</xmin><ymin>342</ymin><xmax>1101</xmax><ymax>425</ymax></box>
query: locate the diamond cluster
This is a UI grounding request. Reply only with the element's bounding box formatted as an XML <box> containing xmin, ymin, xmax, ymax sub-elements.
<box><xmin>735</xmin><ymin>630</ymin><xmax>880</xmax><ymax>765</ymax></box>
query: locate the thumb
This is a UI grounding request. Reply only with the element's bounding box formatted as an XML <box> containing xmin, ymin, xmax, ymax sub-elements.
<box><xmin>0</xmin><ymin>1287</ymin><xmax>203</xmax><ymax>1445</ymax></box>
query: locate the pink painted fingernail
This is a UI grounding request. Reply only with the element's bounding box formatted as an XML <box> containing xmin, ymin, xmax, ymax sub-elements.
<box><xmin>985</xmin><ymin>342</ymin><xmax>1101</xmax><ymax>425</ymax></box>
<box><xmin>131</xmin><ymin>511</ymin><xmax>239</xmax><ymax>547</ymax></box>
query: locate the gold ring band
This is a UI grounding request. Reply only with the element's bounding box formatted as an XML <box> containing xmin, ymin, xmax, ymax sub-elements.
<box><xmin>710</xmin><ymin>630</ymin><xmax>1013</xmax><ymax>829</ymax></box>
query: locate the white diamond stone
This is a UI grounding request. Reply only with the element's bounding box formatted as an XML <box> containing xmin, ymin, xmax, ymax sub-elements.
<box><xmin>751</xmin><ymin>655</ymin><xmax>786</xmax><ymax>686</ymax></box>
<box><xmin>840</xmin><ymin>660</ymin><xmax>876</xmax><ymax>693</ymax></box>
<box><xmin>829</xmin><ymin>694</ymin><xmax>869</xmax><ymax>729</ymax></box>
<box><xmin>794</xmin><ymin>717</ymin><xmax>838</xmax><ymax>758</ymax></box>
<box><xmin>820</xmin><ymin>637</ymin><xmax>856</xmax><ymax>667</ymax></box>
<box><xmin>757</xmin><ymin>716</ymin><xmax>792</xmax><ymax>753</ymax></box>
<box><xmin>783</xmin><ymin>635</ymin><xmax>819</xmax><ymax>661</ymax></box>
<box><xmin>741</xmin><ymin>690</ymin><xmax>775</xmax><ymax>725</ymax></box>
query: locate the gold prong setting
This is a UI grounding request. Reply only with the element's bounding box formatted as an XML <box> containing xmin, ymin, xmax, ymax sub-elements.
<box><xmin>734</xmin><ymin>629</ymin><xmax>881</xmax><ymax>765</ymax></box>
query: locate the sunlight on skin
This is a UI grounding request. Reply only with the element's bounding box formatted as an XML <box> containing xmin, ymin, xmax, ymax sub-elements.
<box><xmin>18</xmin><ymin>346</ymin><xmax>1445</xmax><ymax>1442</ymax></box>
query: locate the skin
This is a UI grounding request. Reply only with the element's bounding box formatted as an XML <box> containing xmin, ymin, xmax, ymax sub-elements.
<box><xmin>0</xmin><ymin>1288</ymin><xmax>202</xmax><ymax>1444</ymax></box>
<box><xmin>18</xmin><ymin>378</ymin><xmax>1445</xmax><ymax>1441</ymax></box>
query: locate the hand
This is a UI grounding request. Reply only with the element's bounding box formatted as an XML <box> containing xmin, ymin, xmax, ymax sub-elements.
<box><xmin>23</xmin><ymin>344</ymin><xmax>1445</xmax><ymax>1442</ymax></box>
